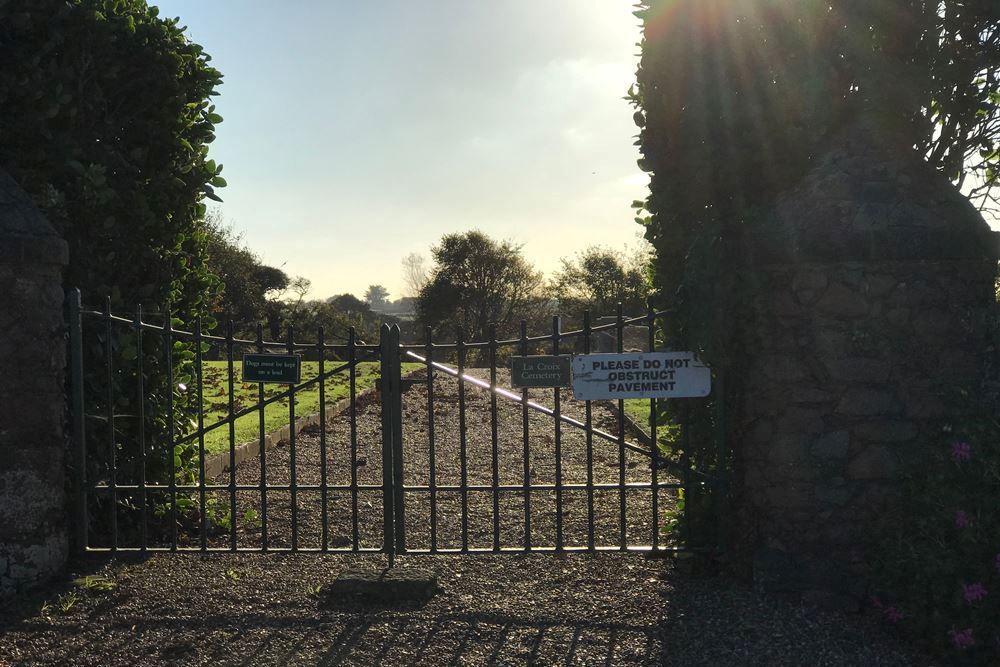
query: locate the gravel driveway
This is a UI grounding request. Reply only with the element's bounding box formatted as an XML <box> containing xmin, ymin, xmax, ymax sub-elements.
<box><xmin>0</xmin><ymin>370</ymin><xmax>930</xmax><ymax>665</ymax></box>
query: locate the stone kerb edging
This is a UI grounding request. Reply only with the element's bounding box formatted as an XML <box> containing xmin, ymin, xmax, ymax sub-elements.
<box><xmin>203</xmin><ymin>390</ymin><xmax>374</xmax><ymax>480</ymax></box>
<box><xmin>203</xmin><ymin>370</ymin><xmax>421</xmax><ymax>479</ymax></box>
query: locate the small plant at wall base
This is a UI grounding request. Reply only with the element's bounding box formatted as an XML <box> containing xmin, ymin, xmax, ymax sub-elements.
<box><xmin>870</xmin><ymin>403</ymin><xmax>1000</xmax><ymax>663</ymax></box>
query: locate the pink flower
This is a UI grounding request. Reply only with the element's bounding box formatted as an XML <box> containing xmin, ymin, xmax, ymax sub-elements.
<box><xmin>956</xmin><ymin>510</ymin><xmax>972</xmax><ymax>528</ymax></box>
<box><xmin>949</xmin><ymin>628</ymin><xmax>975</xmax><ymax>650</ymax></box>
<box><xmin>951</xmin><ymin>441</ymin><xmax>971</xmax><ymax>462</ymax></box>
<box><xmin>884</xmin><ymin>606</ymin><xmax>903</xmax><ymax>623</ymax></box>
<box><xmin>870</xmin><ymin>595</ymin><xmax>883</xmax><ymax>609</ymax></box>
<box><xmin>963</xmin><ymin>582</ymin><xmax>988</xmax><ymax>603</ymax></box>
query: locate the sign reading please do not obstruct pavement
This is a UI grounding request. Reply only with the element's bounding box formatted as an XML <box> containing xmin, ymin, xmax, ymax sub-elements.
<box><xmin>571</xmin><ymin>352</ymin><xmax>711</xmax><ymax>400</ymax></box>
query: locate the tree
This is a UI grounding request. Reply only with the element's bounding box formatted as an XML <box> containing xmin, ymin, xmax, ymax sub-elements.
<box><xmin>364</xmin><ymin>284</ymin><xmax>390</xmax><ymax>310</ymax></box>
<box><xmin>267</xmin><ymin>276</ymin><xmax>310</xmax><ymax>340</ymax></box>
<box><xmin>0</xmin><ymin>0</ymin><xmax>227</xmax><ymax>534</ymax></box>
<box><xmin>204</xmin><ymin>213</ymin><xmax>289</xmax><ymax>330</ymax></box>
<box><xmin>417</xmin><ymin>230</ymin><xmax>544</xmax><ymax>340</ymax></box>
<box><xmin>0</xmin><ymin>0</ymin><xmax>226</xmax><ymax>319</ymax></box>
<box><xmin>401</xmin><ymin>252</ymin><xmax>429</xmax><ymax>298</ymax></box>
<box><xmin>631</xmin><ymin>0</ymin><xmax>1000</xmax><ymax>354</ymax></box>
<box><xmin>551</xmin><ymin>246</ymin><xmax>649</xmax><ymax>322</ymax></box>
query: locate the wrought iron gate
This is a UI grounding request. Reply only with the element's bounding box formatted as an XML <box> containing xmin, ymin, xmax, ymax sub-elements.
<box><xmin>68</xmin><ymin>289</ymin><xmax>726</xmax><ymax>557</ymax></box>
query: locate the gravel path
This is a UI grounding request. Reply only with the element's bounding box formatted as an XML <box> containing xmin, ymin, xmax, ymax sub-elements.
<box><xmin>0</xmin><ymin>370</ymin><xmax>930</xmax><ymax>665</ymax></box>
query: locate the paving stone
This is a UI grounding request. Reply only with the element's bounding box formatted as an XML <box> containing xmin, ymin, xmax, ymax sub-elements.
<box><xmin>323</xmin><ymin>567</ymin><xmax>439</xmax><ymax>604</ymax></box>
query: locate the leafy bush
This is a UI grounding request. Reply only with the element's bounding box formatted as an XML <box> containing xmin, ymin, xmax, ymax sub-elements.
<box><xmin>632</xmin><ymin>0</ymin><xmax>1000</xmax><ymax>361</ymax></box>
<box><xmin>1</xmin><ymin>0</ymin><xmax>226</xmax><ymax>545</ymax></box>
<box><xmin>872</xmin><ymin>406</ymin><xmax>1000</xmax><ymax>662</ymax></box>
<box><xmin>0</xmin><ymin>0</ymin><xmax>224</xmax><ymax>314</ymax></box>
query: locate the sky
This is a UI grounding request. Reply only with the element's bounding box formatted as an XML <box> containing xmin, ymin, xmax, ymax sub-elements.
<box><xmin>150</xmin><ymin>1</ymin><xmax>650</xmax><ymax>301</ymax></box>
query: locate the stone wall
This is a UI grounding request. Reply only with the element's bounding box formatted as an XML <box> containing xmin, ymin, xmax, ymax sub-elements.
<box><xmin>0</xmin><ymin>169</ymin><xmax>69</xmax><ymax>596</ymax></box>
<box><xmin>733</xmin><ymin>117</ymin><xmax>1000</xmax><ymax>609</ymax></box>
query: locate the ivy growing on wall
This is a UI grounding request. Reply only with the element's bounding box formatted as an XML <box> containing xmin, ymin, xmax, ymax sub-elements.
<box><xmin>0</xmin><ymin>0</ymin><xmax>224</xmax><ymax>317</ymax></box>
<box><xmin>631</xmin><ymin>0</ymin><xmax>1000</xmax><ymax>557</ymax></box>
<box><xmin>631</xmin><ymin>0</ymin><xmax>1000</xmax><ymax>361</ymax></box>
<box><xmin>0</xmin><ymin>0</ymin><xmax>226</xmax><ymax>543</ymax></box>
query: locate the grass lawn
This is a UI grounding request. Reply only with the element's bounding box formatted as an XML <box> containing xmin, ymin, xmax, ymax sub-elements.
<box><xmin>622</xmin><ymin>398</ymin><xmax>682</xmax><ymax>456</ymax></box>
<box><xmin>623</xmin><ymin>398</ymin><xmax>655</xmax><ymax>436</ymax></box>
<box><xmin>193</xmin><ymin>361</ymin><xmax>420</xmax><ymax>455</ymax></box>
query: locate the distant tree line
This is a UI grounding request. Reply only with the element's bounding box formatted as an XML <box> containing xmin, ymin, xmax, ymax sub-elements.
<box><xmin>208</xmin><ymin>224</ymin><xmax>650</xmax><ymax>346</ymax></box>
<box><xmin>414</xmin><ymin>230</ymin><xmax>649</xmax><ymax>342</ymax></box>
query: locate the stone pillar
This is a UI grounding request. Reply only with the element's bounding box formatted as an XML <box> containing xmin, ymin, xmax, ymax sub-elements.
<box><xmin>0</xmin><ymin>169</ymin><xmax>69</xmax><ymax>596</ymax></box>
<box><xmin>733</xmin><ymin>118</ymin><xmax>1000</xmax><ymax>609</ymax></box>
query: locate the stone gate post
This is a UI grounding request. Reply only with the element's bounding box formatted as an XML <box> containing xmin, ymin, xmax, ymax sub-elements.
<box><xmin>0</xmin><ymin>169</ymin><xmax>69</xmax><ymax>596</ymax></box>
<box><xmin>733</xmin><ymin>117</ymin><xmax>1000</xmax><ymax>609</ymax></box>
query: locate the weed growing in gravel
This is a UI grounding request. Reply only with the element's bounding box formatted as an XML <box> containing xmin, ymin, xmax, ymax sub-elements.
<box><xmin>224</xmin><ymin>569</ymin><xmax>240</xmax><ymax>582</ymax></box>
<box><xmin>204</xmin><ymin>498</ymin><xmax>232</xmax><ymax>533</ymax></box>
<box><xmin>39</xmin><ymin>576</ymin><xmax>116</xmax><ymax>619</ymax></box>
<box><xmin>243</xmin><ymin>508</ymin><xmax>262</xmax><ymax>530</ymax></box>
<box><xmin>73</xmin><ymin>576</ymin><xmax>116</xmax><ymax>593</ymax></box>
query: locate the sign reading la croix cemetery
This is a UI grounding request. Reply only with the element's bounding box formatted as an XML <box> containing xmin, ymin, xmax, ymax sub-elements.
<box><xmin>571</xmin><ymin>352</ymin><xmax>710</xmax><ymax>400</ymax></box>
<box><xmin>510</xmin><ymin>355</ymin><xmax>571</xmax><ymax>388</ymax></box>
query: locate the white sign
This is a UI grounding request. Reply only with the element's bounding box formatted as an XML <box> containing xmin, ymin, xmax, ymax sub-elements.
<box><xmin>571</xmin><ymin>352</ymin><xmax>711</xmax><ymax>400</ymax></box>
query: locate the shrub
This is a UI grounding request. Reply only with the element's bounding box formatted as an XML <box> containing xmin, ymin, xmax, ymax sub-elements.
<box><xmin>872</xmin><ymin>404</ymin><xmax>1000</xmax><ymax>663</ymax></box>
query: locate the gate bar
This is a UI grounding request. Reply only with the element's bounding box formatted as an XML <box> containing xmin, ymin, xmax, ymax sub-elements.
<box><xmin>349</xmin><ymin>328</ymin><xmax>360</xmax><ymax>550</ymax></box>
<box><xmin>379</xmin><ymin>324</ymin><xmax>397</xmax><ymax>565</ymax></box>
<box><xmin>67</xmin><ymin>289</ymin><xmax>87</xmax><ymax>554</ymax></box>
<box><xmin>552</xmin><ymin>316</ymin><xmax>563</xmax><ymax>551</ymax></box>
<box><xmin>519</xmin><ymin>322</ymin><xmax>532</xmax><ymax>551</ymax></box>
<box><xmin>402</xmin><ymin>350</ymin><xmax>712</xmax><ymax>485</ymax></box>
<box><xmin>390</xmin><ymin>325</ymin><xmax>406</xmax><ymax>554</ymax></box>
<box><xmin>457</xmin><ymin>336</ymin><xmax>469</xmax><ymax>552</ymax></box>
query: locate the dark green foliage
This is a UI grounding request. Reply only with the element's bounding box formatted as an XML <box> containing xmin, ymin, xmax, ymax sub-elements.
<box><xmin>632</xmin><ymin>0</ymin><xmax>1000</xmax><ymax>359</ymax></box>
<box><xmin>633</xmin><ymin>0</ymin><xmax>1000</xmax><ymax>629</ymax></box>
<box><xmin>550</xmin><ymin>246</ymin><xmax>649</xmax><ymax>325</ymax></box>
<box><xmin>417</xmin><ymin>230</ymin><xmax>546</xmax><ymax>341</ymax></box>
<box><xmin>1</xmin><ymin>1</ymin><xmax>226</xmax><ymax>544</ymax></box>
<box><xmin>0</xmin><ymin>0</ymin><xmax>225</xmax><ymax>317</ymax></box>
<box><xmin>633</xmin><ymin>1</ymin><xmax>1000</xmax><ymax>559</ymax></box>
<box><xmin>873</xmin><ymin>405</ymin><xmax>1000</xmax><ymax>662</ymax></box>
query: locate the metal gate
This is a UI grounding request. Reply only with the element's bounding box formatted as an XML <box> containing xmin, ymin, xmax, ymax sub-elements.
<box><xmin>67</xmin><ymin>289</ymin><xmax>725</xmax><ymax>557</ymax></box>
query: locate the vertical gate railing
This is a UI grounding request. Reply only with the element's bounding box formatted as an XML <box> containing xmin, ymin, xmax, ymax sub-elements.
<box><xmin>68</xmin><ymin>289</ymin><xmax>727</xmax><ymax>557</ymax></box>
<box><xmin>381</xmin><ymin>307</ymin><xmax>726</xmax><ymax>555</ymax></box>
<box><xmin>379</xmin><ymin>324</ymin><xmax>406</xmax><ymax>565</ymax></box>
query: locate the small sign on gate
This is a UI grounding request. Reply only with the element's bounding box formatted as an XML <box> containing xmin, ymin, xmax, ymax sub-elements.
<box><xmin>510</xmin><ymin>355</ymin><xmax>571</xmax><ymax>388</ymax></box>
<box><xmin>242</xmin><ymin>353</ymin><xmax>301</xmax><ymax>384</ymax></box>
<box><xmin>571</xmin><ymin>352</ymin><xmax>710</xmax><ymax>400</ymax></box>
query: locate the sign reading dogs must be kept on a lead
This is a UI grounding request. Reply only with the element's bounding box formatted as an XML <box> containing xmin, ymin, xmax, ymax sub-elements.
<box><xmin>242</xmin><ymin>353</ymin><xmax>301</xmax><ymax>384</ymax></box>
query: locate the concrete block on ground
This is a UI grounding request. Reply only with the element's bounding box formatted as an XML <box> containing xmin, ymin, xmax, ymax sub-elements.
<box><xmin>323</xmin><ymin>567</ymin><xmax>439</xmax><ymax>604</ymax></box>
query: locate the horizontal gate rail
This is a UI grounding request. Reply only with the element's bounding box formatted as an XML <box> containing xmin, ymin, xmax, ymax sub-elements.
<box><xmin>402</xmin><ymin>349</ymin><xmax>712</xmax><ymax>485</ymax></box>
<box><xmin>171</xmin><ymin>354</ymin><xmax>378</xmax><ymax>448</ymax></box>
<box><xmin>398</xmin><ymin>310</ymin><xmax>673</xmax><ymax>350</ymax></box>
<box><xmin>77</xmin><ymin>307</ymin><xmax>381</xmax><ymax>352</ymax></box>
<box><xmin>70</xmin><ymin>292</ymin><xmax>723</xmax><ymax>557</ymax></box>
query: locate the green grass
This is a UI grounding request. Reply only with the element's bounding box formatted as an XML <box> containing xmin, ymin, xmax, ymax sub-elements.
<box><xmin>623</xmin><ymin>398</ymin><xmax>681</xmax><ymax>454</ymax></box>
<box><xmin>193</xmin><ymin>361</ymin><xmax>419</xmax><ymax>455</ymax></box>
<box><xmin>623</xmin><ymin>398</ymin><xmax>655</xmax><ymax>435</ymax></box>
